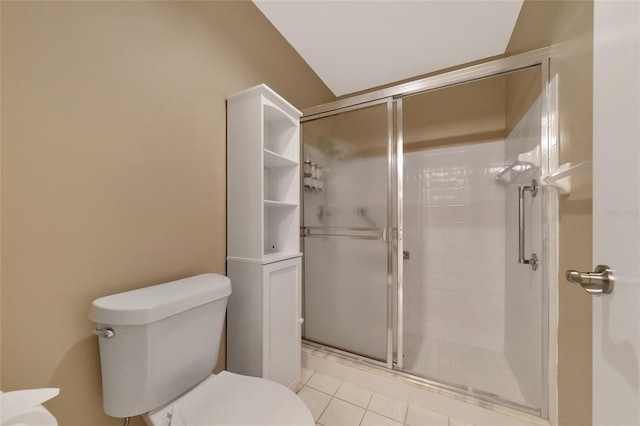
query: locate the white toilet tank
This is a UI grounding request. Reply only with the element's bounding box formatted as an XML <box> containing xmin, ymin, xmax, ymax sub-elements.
<box><xmin>89</xmin><ymin>273</ymin><xmax>231</xmax><ymax>418</ymax></box>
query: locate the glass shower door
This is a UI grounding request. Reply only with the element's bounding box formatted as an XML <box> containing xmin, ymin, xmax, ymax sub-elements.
<box><xmin>302</xmin><ymin>101</ymin><xmax>393</xmax><ymax>362</ymax></box>
<box><xmin>399</xmin><ymin>66</ymin><xmax>545</xmax><ymax>412</ymax></box>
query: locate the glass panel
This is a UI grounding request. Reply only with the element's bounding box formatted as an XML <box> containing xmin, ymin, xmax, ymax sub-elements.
<box><xmin>304</xmin><ymin>238</ymin><xmax>388</xmax><ymax>360</ymax></box>
<box><xmin>401</xmin><ymin>66</ymin><xmax>543</xmax><ymax>410</ymax></box>
<box><xmin>302</xmin><ymin>103</ymin><xmax>390</xmax><ymax>361</ymax></box>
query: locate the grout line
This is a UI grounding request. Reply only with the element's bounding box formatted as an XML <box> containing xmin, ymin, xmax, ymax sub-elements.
<box><xmin>402</xmin><ymin>401</ymin><xmax>410</xmax><ymax>424</ymax></box>
<box><xmin>333</xmin><ymin>394</ymin><xmax>370</xmax><ymax>410</ymax></box>
<box><xmin>364</xmin><ymin>390</ymin><xmax>374</xmax><ymax>410</ymax></box>
<box><xmin>315</xmin><ymin>393</ymin><xmax>332</xmax><ymax>424</ymax></box>
<box><xmin>305</xmin><ymin>382</ymin><xmax>340</xmax><ymax>396</ymax></box>
<box><xmin>303</xmin><ymin>370</ymin><xmax>462</xmax><ymax>426</ymax></box>
<box><xmin>366</xmin><ymin>395</ymin><xmax>410</xmax><ymax>425</ymax></box>
<box><xmin>297</xmin><ymin>379</ymin><xmax>337</xmax><ymax>425</ymax></box>
<box><xmin>305</xmin><ymin>370</ymin><xmax>316</xmax><ymax>385</ymax></box>
<box><xmin>299</xmin><ymin>383</ymin><xmax>335</xmax><ymax>398</ymax></box>
<box><xmin>368</xmin><ymin>408</ymin><xmax>409</xmax><ymax>426</ymax></box>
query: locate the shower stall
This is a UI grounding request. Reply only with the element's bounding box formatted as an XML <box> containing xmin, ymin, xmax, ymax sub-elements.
<box><xmin>300</xmin><ymin>50</ymin><xmax>558</xmax><ymax>417</ymax></box>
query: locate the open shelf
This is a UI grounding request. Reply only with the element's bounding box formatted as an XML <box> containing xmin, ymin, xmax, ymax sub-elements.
<box><xmin>264</xmin><ymin>165</ymin><xmax>298</xmax><ymax>204</ymax></box>
<box><xmin>264</xmin><ymin>200</ymin><xmax>297</xmax><ymax>208</ymax></box>
<box><xmin>264</xmin><ymin>100</ymin><xmax>296</xmax><ymax>126</ymax></box>
<box><xmin>264</xmin><ymin>149</ymin><xmax>298</xmax><ymax>168</ymax></box>
<box><xmin>262</xmin><ymin>250</ymin><xmax>303</xmax><ymax>264</ymax></box>
<box><xmin>228</xmin><ymin>84</ymin><xmax>301</xmax><ymax>263</ymax></box>
<box><xmin>264</xmin><ymin>102</ymin><xmax>298</xmax><ymax>156</ymax></box>
<box><xmin>264</xmin><ymin>202</ymin><xmax>298</xmax><ymax>257</ymax></box>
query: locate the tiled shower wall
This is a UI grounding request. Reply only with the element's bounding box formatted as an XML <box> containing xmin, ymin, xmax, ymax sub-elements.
<box><xmin>503</xmin><ymin>96</ymin><xmax>543</xmax><ymax>406</ymax></box>
<box><xmin>403</xmin><ymin>141</ymin><xmax>507</xmax><ymax>352</ymax></box>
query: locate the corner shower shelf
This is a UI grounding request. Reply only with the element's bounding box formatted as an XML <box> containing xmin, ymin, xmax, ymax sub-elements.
<box><xmin>496</xmin><ymin>146</ymin><xmax>541</xmax><ymax>181</ymax></box>
<box><xmin>542</xmin><ymin>160</ymin><xmax>592</xmax><ymax>194</ymax></box>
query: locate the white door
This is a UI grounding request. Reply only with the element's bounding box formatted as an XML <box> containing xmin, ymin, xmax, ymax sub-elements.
<box><xmin>592</xmin><ymin>2</ymin><xmax>640</xmax><ymax>425</ymax></box>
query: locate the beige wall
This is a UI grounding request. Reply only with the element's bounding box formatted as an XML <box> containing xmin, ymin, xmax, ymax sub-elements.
<box><xmin>505</xmin><ymin>67</ymin><xmax>542</xmax><ymax>135</ymax></box>
<box><xmin>0</xmin><ymin>1</ymin><xmax>333</xmax><ymax>425</ymax></box>
<box><xmin>507</xmin><ymin>1</ymin><xmax>594</xmax><ymax>425</ymax></box>
<box><xmin>403</xmin><ymin>76</ymin><xmax>506</xmax><ymax>151</ymax></box>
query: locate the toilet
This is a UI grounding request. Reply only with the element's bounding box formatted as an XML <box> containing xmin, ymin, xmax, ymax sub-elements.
<box><xmin>89</xmin><ymin>273</ymin><xmax>313</xmax><ymax>426</ymax></box>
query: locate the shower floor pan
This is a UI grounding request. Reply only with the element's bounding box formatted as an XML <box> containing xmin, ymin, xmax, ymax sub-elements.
<box><xmin>301</xmin><ymin>341</ymin><xmax>546</xmax><ymax>424</ymax></box>
<box><xmin>403</xmin><ymin>334</ymin><xmax>526</xmax><ymax>406</ymax></box>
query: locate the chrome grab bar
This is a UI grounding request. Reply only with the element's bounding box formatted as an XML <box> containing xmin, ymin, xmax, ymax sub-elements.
<box><xmin>301</xmin><ymin>226</ymin><xmax>388</xmax><ymax>241</ymax></box>
<box><xmin>518</xmin><ymin>179</ymin><xmax>538</xmax><ymax>271</ymax></box>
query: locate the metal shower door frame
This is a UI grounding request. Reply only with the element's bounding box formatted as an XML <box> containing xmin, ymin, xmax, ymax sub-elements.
<box><xmin>394</xmin><ymin>97</ymin><xmax>404</xmax><ymax>371</ymax></box>
<box><xmin>300</xmin><ymin>97</ymin><xmax>397</xmax><ymax>368</ymax></box>
<box><xmin>301</xmin><ymin>46</ymin><xmax>556</xmax><ymax>419</ymax></box>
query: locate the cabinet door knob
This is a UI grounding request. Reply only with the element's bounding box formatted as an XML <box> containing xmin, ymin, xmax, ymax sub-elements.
<box><xmin>298</xmin><ymin>318</ymin><xmax>304</xmax><ymax>324</ymax></box>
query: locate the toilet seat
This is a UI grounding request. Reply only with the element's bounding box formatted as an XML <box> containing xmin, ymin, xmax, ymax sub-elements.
<box><xmin>145</xmin><ymin>372</ymin><xmax>314</xmax><ymax>426</ymax></box>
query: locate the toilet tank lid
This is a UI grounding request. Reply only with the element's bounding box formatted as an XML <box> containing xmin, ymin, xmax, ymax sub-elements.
<box><xmin>89</xmin><ymin>273</ymin><xmax>231</xmax><ymax>326</ymax></box>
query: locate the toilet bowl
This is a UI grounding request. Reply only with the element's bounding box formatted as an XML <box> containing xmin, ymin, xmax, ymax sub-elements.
<box><xmin>89</xmin><ymin>273</ymin><xmax>312</xmax><ymax>426</ymax></box>
<box><xmin>144</xmin><ymin>372</ymin><xmax>313</xmax><ymax>426</ymax></box>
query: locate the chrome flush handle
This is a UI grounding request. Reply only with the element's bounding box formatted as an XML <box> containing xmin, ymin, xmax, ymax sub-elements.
<box><xmin>93</xmin><ymin>327</ymin><xmax>115</xmax><ymax>339</ymax></box>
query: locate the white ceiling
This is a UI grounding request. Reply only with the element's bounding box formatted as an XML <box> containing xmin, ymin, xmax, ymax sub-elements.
<box><xmin>253</xmin><ymin>1</ymin><xmax>524</xmax><ymax>97</ymax></box>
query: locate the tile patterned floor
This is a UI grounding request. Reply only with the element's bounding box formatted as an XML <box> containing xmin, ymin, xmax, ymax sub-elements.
<box><xmin>297</xmin><ymin>368</ymin><xmax>474</xmax><ymax>426</ymax></box>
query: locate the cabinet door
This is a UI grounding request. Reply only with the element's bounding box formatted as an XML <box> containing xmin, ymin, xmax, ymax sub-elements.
<box><xmin>262</xmin><ymin>257</ymin><xmax>301</xmax><ymax>388</ymax></box>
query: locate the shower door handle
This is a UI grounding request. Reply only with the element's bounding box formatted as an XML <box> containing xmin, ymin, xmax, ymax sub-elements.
<box><xmin>301</xmin><ymin>226</ymin><xmax>388</xmax><ymax>241</ymax></box>
<box><xmin>518</xmin><ymin>179</ymin><xmax>538</xmax><ymax>271</ymax></box>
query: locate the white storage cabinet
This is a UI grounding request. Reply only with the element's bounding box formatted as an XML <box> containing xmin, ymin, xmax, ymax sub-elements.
<box><xmin>226</xmin><ymin>84</ymin><xmax>303</xmax><ymax>389</ymax></box>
